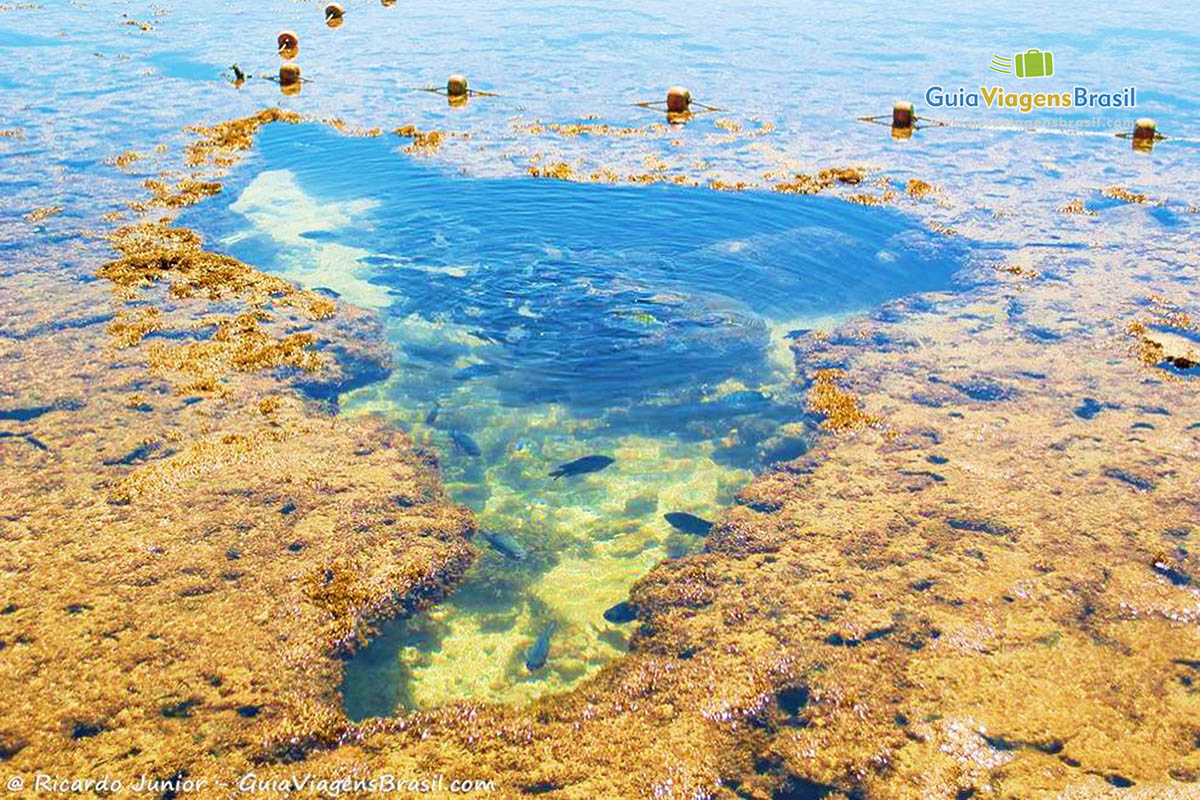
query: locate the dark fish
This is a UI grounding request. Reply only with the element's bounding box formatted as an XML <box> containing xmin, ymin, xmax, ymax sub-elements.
<box><xmin>525</xmin><ymin>621</ymin><xmax>557</xmax><ymax>671</ymax></box>
<box><xmin>425</xmin><ymin>403</ymin><xmax>440</xmax><ymax>426</ymax></box>
<box><xmin>549</xmin><ymin>455</ymin><xmax>613</xmax><ymax>479</ymax></box>
<box><xmin>450</xmin><ymin>430</ymin><xmax>481</xmax><ymax>457</ymax></box>
<box><xmin>453</xmin><ymin>363</ymin><xmax>501</xmax><ymax>381</ymax></box>
<box><xmin>603</xmin><ymin>601</ymin><xmax>637</xmax><ymax>624</ymax></box>
<box><xmin>663</xmin><ymin>512</ymin><xmax>713</xmax><ymax>536</ymax></box>
<box><xmin>480</xmin><ymin>529</ymin><xmax>526</xmax><ymax>561</ymax></box>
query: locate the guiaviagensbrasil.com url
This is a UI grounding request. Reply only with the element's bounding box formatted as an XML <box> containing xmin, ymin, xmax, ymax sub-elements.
<box><xmin>4</xmin><ymin>773</ymin><xmax>496</xmax><ymax>795</ymax></box>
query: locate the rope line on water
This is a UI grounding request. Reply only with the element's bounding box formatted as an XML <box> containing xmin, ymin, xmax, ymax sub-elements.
<box><xmin>857</xmin><ymin>112</ymin><xmax>1199</xmax><ymax>146</ymax></box>
<box><xmin>230</xmin><ymin>53</ymin><xmax>1192</xmax><ymax>145</ymax></box>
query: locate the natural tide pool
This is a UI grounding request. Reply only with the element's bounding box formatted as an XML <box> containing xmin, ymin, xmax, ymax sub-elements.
<box><xmin>180</xmin><ymin>122</ymin><xmax>974</xmax><ymax>714</ymax></box>
<box><xmin>5</xmin><ymin>0</ymin><xmax>1200</xmax><ymax>793</ymax></box>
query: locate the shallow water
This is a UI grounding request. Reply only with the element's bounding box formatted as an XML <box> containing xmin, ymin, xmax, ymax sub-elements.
<box><xmin>179</xmin><ymin>122</ymin><xmax>972</xmax><ymax>710</ymax></box>
<box><xmin>4</xmin><ymin>0</ymin><xmax>1198</xmax><ymax>728</ymax></box>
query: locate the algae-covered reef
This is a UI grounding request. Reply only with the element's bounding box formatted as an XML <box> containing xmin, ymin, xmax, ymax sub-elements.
<box><xmin>0</xmin><ymin>262</ymin><xmax>476</xmax><ymax>788</ymax></box>
<box><xmin>2</xmin><ymin>101</ymin><xmax>1199</xmax><ymax>800</ymax></box>
<box><xmin>264</xmin><ymin>238</ymin><xmax>1198</xmax><ymax>799</ymax></box>
<box><xmin>0</xmin><ymin>111</ymin><xmax>475</xmax><ymax>788</ymax></box>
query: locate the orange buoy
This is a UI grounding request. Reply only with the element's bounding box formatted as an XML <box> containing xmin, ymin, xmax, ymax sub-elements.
<box><xmin>447</xmin><ymin>74</ymin><xmax>469</xmax><ymax>98</ymax></box>
<box><xmin>325</xmin><ymin>3</ymin><xmax>344</xmax><ymax>25</ymax></box>
<box><xmin>1132</xmin><ymin>117</ymin><xmax>1157</xmax><ymax>151</ymax></box>
<box><xmin>382</xmin><ymin>0</ymin><xmax>396</xmax><ymax>5</ymax></box>
<box><xmin>892</xmin><ymin>101</ymin><xmax>915</xmax><ymax>129</ymax></box>
<box><xmin>666</xmin><ymin>86</ymin><xmax>691</xmax><ymax>114</ymax></box>
<box><xmin>277</xmin><ymin>30</ymin><xmax>299</xmax><ymax>58</ymax></box>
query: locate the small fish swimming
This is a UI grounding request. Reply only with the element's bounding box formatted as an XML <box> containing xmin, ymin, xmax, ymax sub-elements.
<box><xmin>549</xmin><ymin>455</ymin><xmax>614</xmax><ymax>479</ymax></box>
<box><xmin>525</xmin><ymin>621</ymin><xmax>557</xmax><ymax>671</ymax></box>
<box><xmin>450</xmin><ymin>430</ymin><xmax>481</xmax><ymax>457</ymax></box>
<box><xmin>603</xmin><ymin>601</ymin><xmax>637</xmax><ymax>624</ymax></box>
<box><xmin>480</xmin><ymin>529</ymin><xmax>526</xmax><ymax>561</ymax></box>
<box><xmin>425</xmin><ymin>402</ymin><xmax>440</xmax><ymax>426</ymax></box>
<box><xmin>663</xmin><ymin>512</ymin><xmax>713</xmax><ymax>536</ymax></box>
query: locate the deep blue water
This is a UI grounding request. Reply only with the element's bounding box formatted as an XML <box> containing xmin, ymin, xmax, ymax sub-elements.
<box><xmin>190</xmin><ymin>124</ymin><xmax>968</xmax><ymax>413</ymax></box>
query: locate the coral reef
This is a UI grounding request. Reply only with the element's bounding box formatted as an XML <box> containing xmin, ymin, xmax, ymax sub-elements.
<box><xmin>2</xmin><ymin>98</ymin><xmax>1198</xmax><ymax>800</ymax></box>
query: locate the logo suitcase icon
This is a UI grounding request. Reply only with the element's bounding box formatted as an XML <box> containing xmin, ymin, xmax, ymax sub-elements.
<box><xmin>1014</xmin><ymin>48</ymin><xmax>1054</xmax><ymax>78</ymax></box>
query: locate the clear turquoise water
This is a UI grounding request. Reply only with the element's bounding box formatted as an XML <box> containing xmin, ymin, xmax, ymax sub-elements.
<box><xmin>180</xmin><ymin>122</ymin><xmax>971</xmax><ymax>712</ymax></box>
<box><xmin>4</xmin><ymin>0</ymin><xmax>1198</xmax><ymax>714</ymax></box>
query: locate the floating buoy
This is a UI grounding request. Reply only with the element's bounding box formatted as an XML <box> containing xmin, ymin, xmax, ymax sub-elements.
<box><xmin>277</xmin><ymin>30</ymin><xmax>298</xmax><ymax>58</ymax></box>
<box><xmin>892</xmin><ymin>100</ymin><xmax>915</xmax><ymax>130</ymax></box>
<box><xmin>325</xmin><ymin>2</ymin><xmax>344</xmax><ymax>19</ymax></box>
<box><xmin>1132</xmin><ymin>117</ymin><xmax>1157</xmax><ymax>151</ymax></box>
<box><xmin>446</xmin><ymin>74</ymin><xmax>469</xmax><ymax>97</ymax></box>
<box><xmin>666</xmin><ymin>86</ymin><xmax>691</xmax><ymax>114</ymax></box>
<box><xmin>279</xmin><ymin>64</ymin><xmax>302</xmax><ymax>95</ymax></box>
<box><xmin>382</xmin><ymin>0</ymin><xmax>396</xmax><ymax>5</ymax></box>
